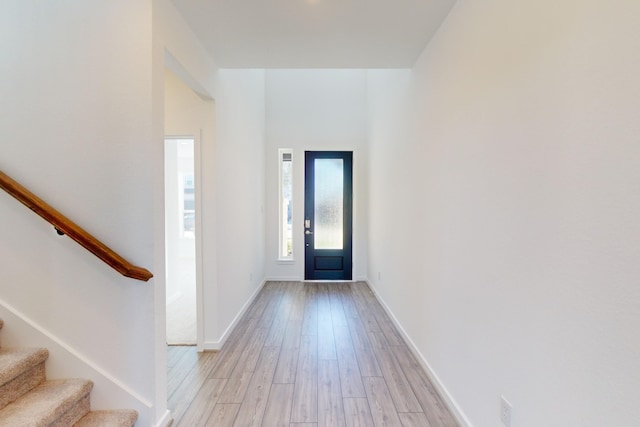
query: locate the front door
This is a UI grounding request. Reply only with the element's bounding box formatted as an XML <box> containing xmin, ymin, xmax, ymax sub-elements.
<box><xmin>304</xmin><ymin>151</ymin><xmax>353</xmax><ymax>280</ymax></box>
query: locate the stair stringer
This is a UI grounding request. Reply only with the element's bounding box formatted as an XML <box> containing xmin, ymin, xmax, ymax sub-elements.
<box><xmin>0</xmin><ymin>298</ymin><xmax>153</xmax><ymax>426</ymax></box>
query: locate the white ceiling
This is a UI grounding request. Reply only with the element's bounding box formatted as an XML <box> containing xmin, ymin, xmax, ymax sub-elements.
<box><xmin>171</xmin><ymin>0</ymin><xmax>457</xmax><ymax>68</ymax></box>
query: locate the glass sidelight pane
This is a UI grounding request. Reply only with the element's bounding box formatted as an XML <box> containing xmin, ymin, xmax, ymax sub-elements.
<box><xmin>314</xmin><ymin>158</ymin><xmax>343</xmax><ymax>249</ymax></box>
<box><xmin>279</xmin><ymin>149</ymin><xmax>293</xmax><ymax>259</ymax></box>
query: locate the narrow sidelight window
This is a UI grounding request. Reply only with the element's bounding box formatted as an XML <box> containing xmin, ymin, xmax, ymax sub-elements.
<box><xmin>279</xmin><ymin>149</ymin><xmax>293</xmax><ymax>259</ymax></box>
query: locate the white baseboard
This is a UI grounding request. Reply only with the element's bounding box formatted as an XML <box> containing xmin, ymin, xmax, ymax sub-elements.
<box><xmin>202</xmin><ymin>341</ymin><xmax>220</xmax><ymax>351</ymax></box>
<box><xmin>154</xmin><ymin>409</ymin><xmax>173</xmax><ymax>427</ymax></box>
<box><xmin>264</xmin><ymin>277</ymin><xmax>368</xmax><ymax>283</ymax></box>
<box><xmin>364</xmin><ymin>280</ymin><xmax>472</xmax><ymax>427</ymax></box>
<box><xmin>264</xmin><ymin>276</ymin><xmax>303</xmax><ymax>282</ymax></box>
<box><xmin>203</xmin><ymin>279</ymin><xmax>267</xmax><ymax>351</ymax></box>
<box><xmin>0</xmin><ymin>297</ymin><xmax>154</xmax><ymax>426</ymax></box>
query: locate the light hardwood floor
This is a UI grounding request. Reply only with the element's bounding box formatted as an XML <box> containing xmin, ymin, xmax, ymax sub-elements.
<box><xmin>167</xmin><ymin>281</ymin><xmax>458</xmax><ymax>427</ymax></box>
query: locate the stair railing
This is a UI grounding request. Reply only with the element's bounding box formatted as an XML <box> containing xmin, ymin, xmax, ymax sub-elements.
<box><xmin>0</xmin><ymin>169</ymin><xmax>153</xmax><ymax>281</ymax></box>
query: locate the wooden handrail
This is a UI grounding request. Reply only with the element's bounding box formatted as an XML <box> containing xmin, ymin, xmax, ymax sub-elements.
<box><xmin>0</xmin><ymin>170</ymin><xmax>153</xmax><ymax>281</ymax></box>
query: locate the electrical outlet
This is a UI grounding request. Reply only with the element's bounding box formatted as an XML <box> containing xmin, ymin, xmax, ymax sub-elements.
<box><xmin>378</xmin><ymin>271</ymin><xmax>381</xmax><ymax>280</ymax></box>
<box><xmin>500</xmin><ymin>396</ymin><xmax>512</xmax><ymax>427</ymax></box>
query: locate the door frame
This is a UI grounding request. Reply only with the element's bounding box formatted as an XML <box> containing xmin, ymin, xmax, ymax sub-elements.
<box><xmin>302</xmin><ymin>149</ymin><xmax>356</xmax><ymax>281</ymax></box>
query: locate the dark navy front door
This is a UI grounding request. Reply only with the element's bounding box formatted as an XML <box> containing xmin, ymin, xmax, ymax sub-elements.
<box><xmin>304</xmin><ymin>151</ymin><xmax>353</xmax><ymax>280</ymax></box>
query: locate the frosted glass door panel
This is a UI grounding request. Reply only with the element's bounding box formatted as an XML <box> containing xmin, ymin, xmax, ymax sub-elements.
<box><xmin>314</xmin><ymin>158</ymin><xmax>344</xmax><ymax>249</ymax></box>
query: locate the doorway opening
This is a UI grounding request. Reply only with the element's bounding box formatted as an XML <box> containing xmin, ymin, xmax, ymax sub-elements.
<box><xmin>165</xmin><ymin>137</ymin><xmax>197</xmax><ymax>345</ymax></box>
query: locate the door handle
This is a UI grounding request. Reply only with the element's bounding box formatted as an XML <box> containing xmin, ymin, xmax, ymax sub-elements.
<box><xmin>305</xmin><ymin>230</ymin><xmax>313</xmax><ymax>235</ymax></box>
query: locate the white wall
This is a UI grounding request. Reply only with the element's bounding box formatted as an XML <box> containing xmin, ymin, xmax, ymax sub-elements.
<box><xmin>154</xmin><ymin>0</ymin><xmax>267</xmax><ymax>364</ymax></box>
<box><xmin>366</xmin><ymin>0</ymin><xmax>640</xmax><ymax>426</ymax></box>
<box><xmin>211</xmin><ymin>69</ymin><xmax>266</xmax><ymax>346</ymax></box>
<box><xmin>153</xmin><ymin>1</ymin><xmax>220</xmax><ymax>422</ymax></box>
<box><xmin>1</xmin><ymin>1</ymin><xmax>156</xmax><ymax>425</ymax></box>
<box><xmin>264</xmin><ymin>70</ymin><xmax>369</xmax><ymax>280</ymax></box>
<box><xmin>0</xmin><ymin>1</ymin><xmax>267</xmax><ymax>425</ymax></box>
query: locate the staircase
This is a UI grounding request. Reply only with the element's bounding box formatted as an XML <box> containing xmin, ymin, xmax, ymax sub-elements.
<box><xmin>0</xmin><ymin>319</ymin><xmax>138</xmax><ymax>426</ymax></box>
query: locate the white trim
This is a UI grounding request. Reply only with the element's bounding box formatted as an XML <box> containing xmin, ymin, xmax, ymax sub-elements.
<box><xmin>264</xmin><ymin>276</ymin><xmax>303</xmax><ymax>282</ymax></box>
<box><xmin>154</xmin><ymin>410</ymin><xmax>173</xmax><ymax>427</ymax></box>
<box><xmin>203</xmin><ymin>279</ymin><xmax>267</xmax><ymax>351</ymax></box>
<box><xmin>365</xmin><ymin>280</ymin><xmax>473</xmax><ymax>427</ymax></box>
<box><xmin>195</xmin><ymin>129</ymin><xmax>205</xmax><ymax>352</ymax></box>
<box><xmin>351</xmin><ymin>149</ymin><xmax>358</xmax><ymax>283</ymax></box>
<box><xmin>164</xmin><ymin>50</ymin><xmax>212</xmax><ymax>101</ymax></box>
<box><xmin>202</xmin><ymin>341</ymin><xmax>221</xmax><ymax>351</ymax></box>
<box><xmin>0</xmin><ymin>297</ymin><xmax>153</xmax><ymax>409</ymax></box>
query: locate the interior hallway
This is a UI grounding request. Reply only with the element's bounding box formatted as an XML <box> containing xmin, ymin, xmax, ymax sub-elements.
<box><xmin>167</xmin><ymin>281</ymin><xmax>458</xmax><ymax>426</ymax></box>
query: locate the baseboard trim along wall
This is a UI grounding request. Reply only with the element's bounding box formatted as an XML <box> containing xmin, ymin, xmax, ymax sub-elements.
<box><xmin>264</xmin><ymin>277</ymin><xmax>369</xmax><ymax>283</ymax></box>
<box><xmin>203</xmin><ymin>279</ymin><xmax>267</xmax><ymax>351</ymax></box>
<box><xmin>264</xmin><ymin>276</ymin><xmax>303</xmax><ymax>282</ymax></box>
<box><xmin>154</xmin><ymin>409</ymin><xmax>173</xmax><ymax>427</ymax></box>
<box><xmin>365</xmin><ymin>280</ymin><xmax>473</xmax><ymax>427</ymax></box>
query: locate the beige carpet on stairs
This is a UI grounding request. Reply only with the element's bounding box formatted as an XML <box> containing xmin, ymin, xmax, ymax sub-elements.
<box><xmin>74</xmin><ymin>410</ymin><xmax>138</xmax><ymax>426</ymax></box>
<box><xmin>0</xmin><ymin>318</ymin><xmax>138</xmax><ymax>426</ymax></box>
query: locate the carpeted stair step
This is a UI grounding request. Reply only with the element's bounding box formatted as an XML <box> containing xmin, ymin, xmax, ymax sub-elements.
<box><xmin>0</xmin><ymin>320</ymin><xmax>138</xmax><ymax>426</ymax></box>
<box><xmin>74</xmin><ymin>409</ymin><xmax>138</xmax><ymax>427</ymax></box>
<box><xmin>0</xmin><ymin>347</ymin><xmax>49</xmax><ymax>410</ymax></box>
<box><xmin>0</xmin><ymin>378</ymin><xmax>93</xmax><ymax>427</ymax></box>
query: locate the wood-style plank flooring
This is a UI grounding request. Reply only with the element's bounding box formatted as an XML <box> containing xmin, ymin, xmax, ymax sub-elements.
<box><xmin>167</xmin><ymin>281</ymin><xmax>458</xmax><ymax>427</ymax></box>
